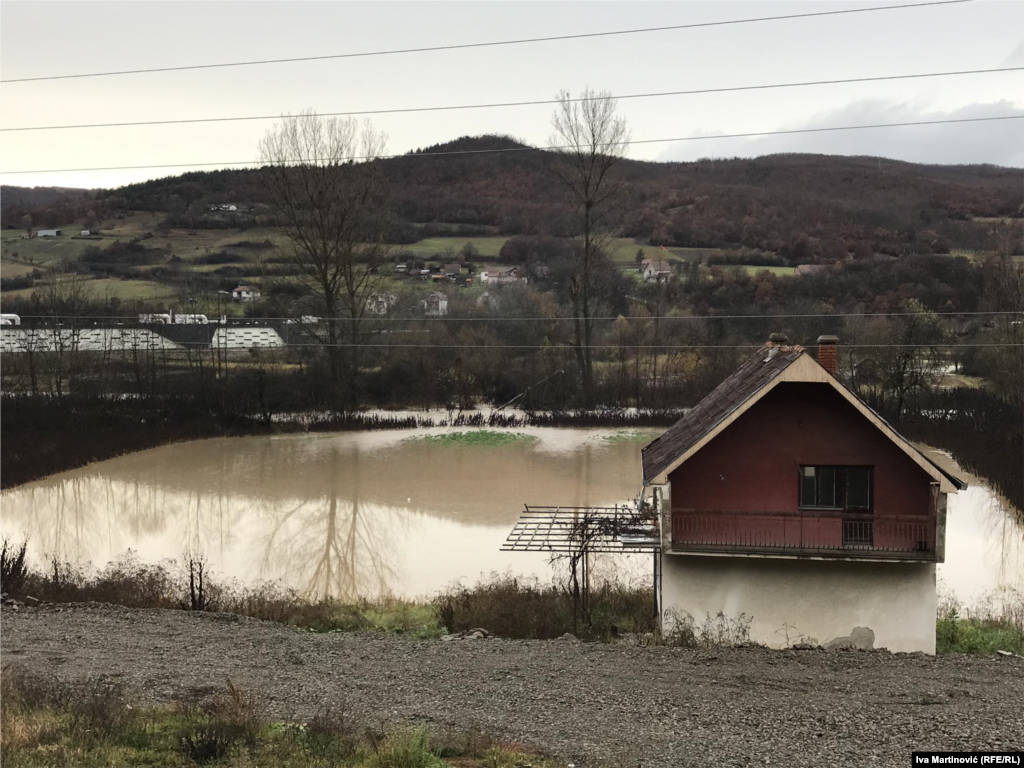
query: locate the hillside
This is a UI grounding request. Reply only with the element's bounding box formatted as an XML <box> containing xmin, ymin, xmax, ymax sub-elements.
<box><xmin>4</xmin><ymin>137</ymin><xmax>1020</xmax><ymax>262</ymax></box>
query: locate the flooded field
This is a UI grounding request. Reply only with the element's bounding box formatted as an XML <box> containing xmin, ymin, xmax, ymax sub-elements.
<box><xmin>1</xmin><ymin>429</ymin><xmax>1021</xmax><ymax>604</ymax></box>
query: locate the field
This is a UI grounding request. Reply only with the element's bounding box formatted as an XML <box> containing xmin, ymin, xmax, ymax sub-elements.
<box><xmin>1</xmin><ymin>276</ymin><xmax>177</xmax><ymax>302</ymax></box>
<box><xmin>398</xmin><ymin>236</ymin><xmax>509</xmax><ymax>259</ymax></box>
<box><xmin>735</xmin><ymin>265</ymin><xmax>798</xmax><ymax>277</ymax></box>
<box><xmin>1</xmin><ymin>211</ymin><xmax>805</xmax><ymax>307</ymax></box>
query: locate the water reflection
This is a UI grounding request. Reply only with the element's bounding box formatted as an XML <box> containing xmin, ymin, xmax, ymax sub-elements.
<box><xmin>0</xmin><ymin>430</ymin><xmax>649</xmax><ymax>598</ymax></box>
<box><xmin>2</xmin><ymin>433</ymin><xmax>1020</xmax><ymax>603</ymax></box>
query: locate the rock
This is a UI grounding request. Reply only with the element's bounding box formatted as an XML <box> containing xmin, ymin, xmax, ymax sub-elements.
<box><xmin>995</xmin><ymin>650</ymin><xmax>1021</xmax><ymax>659</ymax></box>
<box><xmin>791</xmin><ymin>643</ymin><xmax>819</xmax><ymax>651</ymax></box>
<box><xmin>823</xmin><ymin>627</ymin><xmax>875</xmax><ymax>651</ymax></box>
<box><xmin>23</xmin><ymin>596</ymin><xmax>40</xmax><ymax>607</ymax></box>
<box><xmin>559</xmin><ymin>633</ymin><xmax>578</xmax><ymax>642</ymax></box>
<box><xmin>440</xmin><ymin>628</ymin><xmax>492</xmax><ymax>641</ymax></box>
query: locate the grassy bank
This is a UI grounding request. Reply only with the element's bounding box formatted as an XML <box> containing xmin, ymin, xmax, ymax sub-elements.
<box><xmin>1</xmin><ymin>547</ymin><xmax>658</xmax><ymax>643</ymax></box>
<box><xmin>936</xmin><ymin>591</ymin><xmax>1024</xmax><ymax>655</ymax></box>
<box><xmin>0</xmin><ymin>669</ymin><xmax>554</xmax><ymax>768</ymax></box>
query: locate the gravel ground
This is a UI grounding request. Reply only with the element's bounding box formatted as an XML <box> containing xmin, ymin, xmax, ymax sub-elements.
<box><xmin>3</xmin><ymin>603</ymin><xmax>1023</xmax><ymax>767</ymax></box>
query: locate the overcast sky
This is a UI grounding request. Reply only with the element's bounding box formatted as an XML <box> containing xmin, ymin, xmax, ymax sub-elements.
<box><xmin>1</xmin><ymin>0</ymin><xmax>1022</xmax><ymax>190</ymax></box>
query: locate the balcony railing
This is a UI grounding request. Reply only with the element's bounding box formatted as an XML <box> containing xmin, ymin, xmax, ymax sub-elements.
<box><xmin>671</xmin><ymin>510</ymin><xmax>935</xmax><ymax>560</ymax></box>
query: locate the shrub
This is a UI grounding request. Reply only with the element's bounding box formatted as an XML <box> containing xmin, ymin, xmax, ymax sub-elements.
<box><xmin>433</xmin><ymin>573</ymin><xmax>657</xmax><ymax>641</ymax></box>
<box><xmin>0</xmin><ymin>538</ymin><xmax>28</xmax><ymax>596</ymax></box>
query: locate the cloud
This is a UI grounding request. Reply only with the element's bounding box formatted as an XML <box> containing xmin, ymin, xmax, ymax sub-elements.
<box><xmin>655</xmin><ymin>100</ymin><xmax>1024</xmax><ymax>167</ymax></box>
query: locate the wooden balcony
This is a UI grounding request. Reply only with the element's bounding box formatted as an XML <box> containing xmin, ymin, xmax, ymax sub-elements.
<box><xmin>670</xmin><ymin>510</ymin><xmax>936</xmax><ymax>561</ymax></box>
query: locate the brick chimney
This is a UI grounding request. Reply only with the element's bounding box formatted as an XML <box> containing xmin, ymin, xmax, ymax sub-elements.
<box><xmin>817</xmin><ymin>335</ymin><xmax>839</xmax><ymax>376</ymax></box>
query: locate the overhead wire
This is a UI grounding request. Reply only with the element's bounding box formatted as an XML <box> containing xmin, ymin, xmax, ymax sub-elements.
<box><xmin>5</xmin><ymin>66</ymin><xmax>1019</xmax><ymax>133</ymax></box>
<box><xmin>5</xmin><ymin>114</ymin><xmax>1022</xmax><ymax>175</ymax></box>
<box><xmin>0</xmin><ymin>0</ymin><xmax>973</xmax><ymax>83</ymax></box>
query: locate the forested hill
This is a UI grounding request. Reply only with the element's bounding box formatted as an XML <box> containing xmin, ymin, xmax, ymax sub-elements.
<box><xmin>1</xmin><ymin>186</ymin><xmax>97</xmax><ymax>215</ymax></box>
<box><xmin>4</xmin><ymin>136</ymin><xmax>1022</xmax><ymax>261</ymax></box>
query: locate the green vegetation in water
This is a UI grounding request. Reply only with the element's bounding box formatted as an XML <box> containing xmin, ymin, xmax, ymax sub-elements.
<box><xmin>596</xmin><ymin>430</ymin><xmax>662</xmax><ymax>444</ymax></box>
<box><xmin>0</xmin><ymin>671</ymin><xmax>558</xmax><ymax>768</ymax></box>
<box><xmin>409</xmin><ymin>431</ymin><xmax>537</xmax><ymax>448</ymax></box>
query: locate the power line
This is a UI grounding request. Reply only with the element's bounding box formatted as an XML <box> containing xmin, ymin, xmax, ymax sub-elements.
<box><xmin>1</xmin><ymin>0</ymin><xmax>973</xmax><ymax>84</ymax></box>
<box><xmin>17</xmin><ymin>311</ymin><xmax>1023</xmax><ymax>321</ymax></box>
<box><xmin>5</xmin><ymin>114</ymin><xmax>1021</xmax><ymax>175</ymax></box>
<box><xmin>5</xmin><ymin>66</ymin><xmax>1019</xmax><ymax>133</ymax></box>
<box><xmin>2</xmin><ymin>341</ymin><xmax>1017</xmax><ymax>349</ymax></box>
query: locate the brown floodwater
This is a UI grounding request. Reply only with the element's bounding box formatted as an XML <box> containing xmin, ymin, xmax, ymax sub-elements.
<box><xmin>1</xmin><ymin>430</ymin><xmax>1020</xmax><ymax>604</ymax></box>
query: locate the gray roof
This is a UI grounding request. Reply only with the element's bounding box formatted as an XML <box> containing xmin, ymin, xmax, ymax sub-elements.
<box><xmin>642</xmin><ymin>345</ymin><xmax>805</xmax><ymax>483</ymax></box>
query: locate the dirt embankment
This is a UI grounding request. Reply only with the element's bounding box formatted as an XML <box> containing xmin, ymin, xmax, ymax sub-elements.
<box><xmin>2</xmin><ymin>603</ymin><xmax>1023</xmax><ymax>767</ymax></box>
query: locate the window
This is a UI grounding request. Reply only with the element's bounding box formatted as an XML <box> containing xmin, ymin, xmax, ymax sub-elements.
<box><xmin>799</xmin><ymin>466</ymin><xmax>872</xmax><ymax>511</ymax></box>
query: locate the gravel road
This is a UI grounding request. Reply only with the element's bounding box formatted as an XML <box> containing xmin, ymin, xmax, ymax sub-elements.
<box><xmin>3</xmin><ymin>603</ymin><xmax>1023</xmax><ymax>767</ymax></box>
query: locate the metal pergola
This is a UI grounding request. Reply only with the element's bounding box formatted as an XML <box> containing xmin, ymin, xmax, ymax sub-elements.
<box><xmin>501</xmin><ymin>504</ymin><xmax>662</xmax><ymax>621</ymax></box>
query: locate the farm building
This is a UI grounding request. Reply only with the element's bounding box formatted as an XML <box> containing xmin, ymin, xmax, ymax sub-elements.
<box><xmin>642</xmin><ymin>334</ymin><xmax>964</xmax><ymax>653</ymax></box>
<box><xmin>36</xmin><ymin>229</ymin><xmax>62</xmax><ymax>237</ymax></box>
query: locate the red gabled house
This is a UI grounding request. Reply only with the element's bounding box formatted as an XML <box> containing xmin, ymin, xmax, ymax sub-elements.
<box><xmin>642</xmin><ymin>334</ymin><xmax>964</xmax><ymax>653</ymax></box>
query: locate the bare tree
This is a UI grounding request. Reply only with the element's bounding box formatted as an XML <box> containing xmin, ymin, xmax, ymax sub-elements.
<box><xmin>258</xmin><ymin>110</ymin><xmax>391</xmax><ymax>411</ymax></box>
<box><xmin>549</xmin><ymin>88</ymin><xmax>631</xmax><ymax>405</ymax></box>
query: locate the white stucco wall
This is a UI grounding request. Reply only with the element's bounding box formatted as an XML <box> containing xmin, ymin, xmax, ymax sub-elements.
<box><xmin>661</xmin><ymin>554</ymin><xmax>937</xmax><ymax>653</ymax></box>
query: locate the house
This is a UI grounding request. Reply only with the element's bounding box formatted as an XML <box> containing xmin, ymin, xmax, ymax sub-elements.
<box><xmin>640</xmin><ymin>259</ymin><xmax>673</xmax><ymax>282</ymax></box>
<box><xmin>231</xmin><ymin>284</ymin><xmax>261</xmax><ymax>302</ymax></box>
<box><xmin>421</xmin><ymin>291</ymin><xmax>448</xmax><ymax>317</ymax></box>
<box><xmin>443</xmin><ymin>263</ymin><xmax>462</xmax><ymax>279</ymax></box>
<box><xmin>366</xmin><ymin>291</ymin><xmax>398</xmax><ymax>316</ymax></box>
<box><xmin>80</xmin><ymin>229</ymin><xmax>91</xmax><ymax>236</ymax></box>
<box><xmin>219</xmin><ymin>204</ymin><xmax>238</xmax><ymax>212</ymax></box>
<box><xmin>36</xmin><ymin>229</ymin><xmax>62</xmax><ymax>237</ymax></box>
<box><xmin>394</xmin><ymin>263</ymin><xmax>409</xmax><ymax>274</ymax></box>
<box><xmin>480</xmin><ymin>266</ymin><xmax>527</xmax><ymax>285</ymax></box>
<box><xmin>642</xmin><ymin>334</ymin><xmax>964</xmax><ymax>653</ymax></box>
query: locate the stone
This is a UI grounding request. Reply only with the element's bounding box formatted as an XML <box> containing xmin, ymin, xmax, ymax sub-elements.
<box><xmin>791</xmin><ymin>643</ymin><xmax>818</xmax><ymax>651</ymax></box>
<box><xmin>823</xmin><ymin>627</ymin><xmax>875</xmax><ymax>651</ymax></box>
<box><xmin>559</xmin><ymin>633</ymin><xmax>578</xmax><ymax>642</ymax></box>
<box><xmin>23</xmin><ymin>596</ymin><xmax>40</xmax><ymax>607</ymax></box>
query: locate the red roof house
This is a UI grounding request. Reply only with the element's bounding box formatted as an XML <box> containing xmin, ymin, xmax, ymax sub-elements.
<box><xmin>643</xmin><ymin>334</ymin><xmax>963</xmax><ymax>653</ymax></box>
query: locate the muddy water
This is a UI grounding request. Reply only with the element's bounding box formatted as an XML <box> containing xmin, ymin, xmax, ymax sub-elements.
<box><xmin>0</xmin><ymin>429</ymin><xmax>654</xmax><ymax>599</ymax></box>
<box><xmin>1</xmin><ymin>431</ymin><xmax>1020</xmax><ymax>604</ymax></box>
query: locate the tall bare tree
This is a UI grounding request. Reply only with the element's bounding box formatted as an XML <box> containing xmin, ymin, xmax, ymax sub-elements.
<box><xmin>258</xmin><ymin>110</ymin><xmax>391</xmax><ymax>411</ymax></box>
<box><xmin>549</xmin><ymin>88</ymin><xmax>631</xmax><ymax>405</ymax></box>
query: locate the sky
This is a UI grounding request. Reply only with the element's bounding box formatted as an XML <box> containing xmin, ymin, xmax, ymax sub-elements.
<box><xmin>1</xmin><ymin>0</ymin><xmax>1022</xmax><ymax>190</ymax></box>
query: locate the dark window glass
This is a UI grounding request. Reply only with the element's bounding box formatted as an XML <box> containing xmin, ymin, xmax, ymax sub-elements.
<box><xmin>817</xmin><ymin>467</ymin><xmax>837</xmax><ymax>507</ymax></box>
<box><xmin>800</xmin><ymin>467</ymin><xmax>816</xmax><ymax>507</ymax></box>
<box><xmin>799</xmin><ymin>466</ymin><xmax>872</xmax><ymax>509</ymax></box>
<box><xmin>847</xmin><ymin>467</ymin><xmax>871</xmax><ymax>509</ymax></box>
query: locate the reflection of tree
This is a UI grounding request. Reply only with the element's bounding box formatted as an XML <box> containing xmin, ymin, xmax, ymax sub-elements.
<box><xmin>974</xmin><ymin>487</ymin><xmax>1024</xmax><ymax>592</ymax></box>
<box><xmin>257</xmin><ymin>447</ymin><xmax>397</xmax><ymax>600</ymax></box>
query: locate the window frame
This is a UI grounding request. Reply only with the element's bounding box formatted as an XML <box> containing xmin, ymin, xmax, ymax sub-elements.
<box><xmin>798</xmin><ymin>465</ymin><xmax>873</xmax><ymax>512</ymax></box>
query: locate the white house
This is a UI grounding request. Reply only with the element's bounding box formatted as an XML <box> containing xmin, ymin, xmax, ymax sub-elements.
<box><xmin>422</xmin><ymin>291</ymin><xmax>449</xmax><ymax>317</ymax></box>
<box><xmin>80</xmin><ymin>229</ymin><xmax>91</xmax><ymax>236</ymax></box>
<box><xmin>36</xmin><ymin>229</ymin><xmax>62</xmax><ymax>237</ymax></box>
<box><xmin>640</xmin><ymin>259</ymin><xmax>674</xmax><ymax>282</ymax></box>
<box><xmin>480</xmin><ymin>266</ymin><xmax>527</xmax><ymax>286</ymax></box>
<box><xmin>231</xmin><ymin>285</ymin><xmax>261</xmax><ymax>302</ymax></box>
<box><xmin>219</xmin><ymin>204</ymin><xmax>238</xmax><ymax>212</ymax></box>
